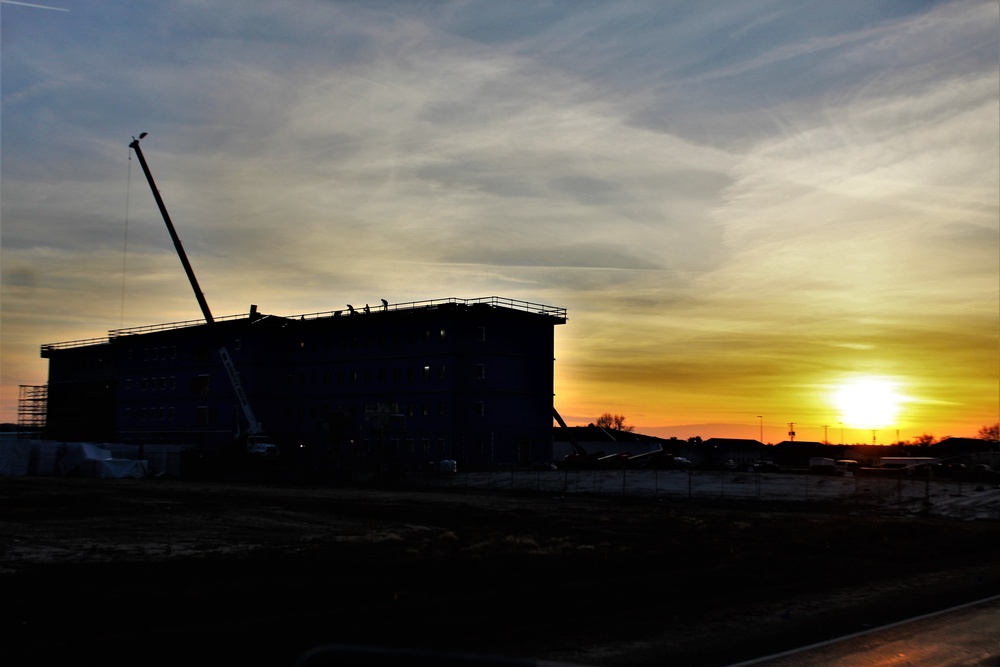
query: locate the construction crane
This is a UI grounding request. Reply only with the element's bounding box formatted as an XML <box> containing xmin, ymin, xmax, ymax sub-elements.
<box><xmin>128</xmin><ymin>134</ymin><xmax>214</xmax><ymax>325</ymax></box>
<box><xmin>129</xmin><ymin>133</ymin><xmax>277</xmax><ymax>457</ymax></box>
<box><xmin>218</xmin><ymin>347</ymin><xmax>276</xmax><ymax>457</ymax></box>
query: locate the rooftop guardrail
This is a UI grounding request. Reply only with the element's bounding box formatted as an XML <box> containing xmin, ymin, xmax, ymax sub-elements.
<box><xmin>41</xmin><ymin>296</ymin><xmax>567</xmax><ymax>352</ymax></box>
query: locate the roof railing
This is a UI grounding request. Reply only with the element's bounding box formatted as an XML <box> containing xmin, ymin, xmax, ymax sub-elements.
<box><xmin>41</xmin><ymin>296</ymin><xmax>567</xmax><ymax>351</ymax></box>
<box><xmin>297</xmin><ymin>296</ymin><xmax>567</xmax><ymax>321</ymax></box>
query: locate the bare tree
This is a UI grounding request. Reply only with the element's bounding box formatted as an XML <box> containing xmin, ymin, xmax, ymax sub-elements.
<box><xmin>911</xmin><ymin>433</ymin><xmax>935</xmax><ymax>447</ymax></box>
<box><xmin>978</xmin><ymin>423</ymin><xmax>999</xmax><ymax>444</ymax></box>
<box><xmin>595</xmin><ymin>412</ymin><xmax>635</xmax><ymax>432</ymax></box>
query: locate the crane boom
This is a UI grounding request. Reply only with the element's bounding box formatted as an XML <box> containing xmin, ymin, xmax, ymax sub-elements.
<box><xmin>128</xmin><ymin>136</ymin><xmax>214</xmax><ymax>325</ymax></box>
<box><xmin>128</xmin><ymin>134</ymin><xmax>276</xmax><ymax>456</ymax></box>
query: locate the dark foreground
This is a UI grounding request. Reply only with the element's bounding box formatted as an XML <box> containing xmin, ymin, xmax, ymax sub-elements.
<box><xmin>2</xmin><ymin>477</ymin><xmax>998</xmax><ymax>666</ymax></box>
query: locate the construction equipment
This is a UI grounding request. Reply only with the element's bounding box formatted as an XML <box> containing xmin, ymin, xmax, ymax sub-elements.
<box><xmin>218</xmin><ymin>347</ymin><xmax>278</xmax><ymax>456</ymax></box>
<box><xmin>129</xmin><ymin>134</ymin><xmax>277</xmax><ymax>456</ymax></box>
<box><xmin>128</xmin><ymin>135</ymin><xmax>214</xmax><ymax>325</ymax></box>
<box><xmin>553</xmin><ymin>407</ymin><xmax>606</xmax><ymax>468</ymax></box>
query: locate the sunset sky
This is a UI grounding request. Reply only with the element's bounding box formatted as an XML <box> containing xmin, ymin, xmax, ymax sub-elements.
<box><xmin>2</xmin><ymin>0</ymin><xmax>998</xmax><ymax>443</ymax></box>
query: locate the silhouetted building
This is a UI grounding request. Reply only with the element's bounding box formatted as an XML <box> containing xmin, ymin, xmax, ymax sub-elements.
<box><xmin>702</xmin><ymin>438</ymin><xmax>765</xmax><ymax>467</ymax></box>
<box><xmin>41</xmin><ymin>297</ymin><xmax>566</xmax><ymax>469</ymax></box>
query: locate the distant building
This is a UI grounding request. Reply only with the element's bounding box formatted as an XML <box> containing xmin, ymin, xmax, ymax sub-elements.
<box><xmin>41</xmin><ymin>297</ymin><xmax>566</xmax><ymax>470</ymax></box>
<box><xmin>701</xmin><ymin>438</ymin><xmax>766</xmax><ymax>467</ymax></box>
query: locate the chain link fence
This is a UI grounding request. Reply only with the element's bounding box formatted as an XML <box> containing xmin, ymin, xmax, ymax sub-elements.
<box><xmin>413</xmin><ymin>468</ymin><xmax>1000</xmax><ymax>518</ymax></box>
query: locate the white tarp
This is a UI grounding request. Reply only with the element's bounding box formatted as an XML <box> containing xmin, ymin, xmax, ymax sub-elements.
<box><xmin>0</xmin><ymin>439</ymin><xmax>32</xmax><ymax>475</ymax></box>
<box><xmin>96</xmin><ymin>458</ymin><xmax>149</xmax><ymax>479</ymax></box>
<box><xmin>58</xmin><ymin>442</ymin><xmax>112</xmax><ymax>475</ymax></box>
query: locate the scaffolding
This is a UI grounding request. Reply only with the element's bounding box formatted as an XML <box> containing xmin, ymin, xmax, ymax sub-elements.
<box><xmin>17</xmin><ymin>385</ymin><xmax>47</xmax><ymax>437</ymax></box>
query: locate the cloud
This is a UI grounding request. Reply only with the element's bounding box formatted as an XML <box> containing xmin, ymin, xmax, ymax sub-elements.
<box><xmin>1</xmin><ymin>1</ymin><xmax>996</xmax><ymax>437</ymax></box>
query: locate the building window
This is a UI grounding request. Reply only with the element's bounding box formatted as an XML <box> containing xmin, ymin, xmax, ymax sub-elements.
<box><xmin>196</xmin><ymin>406</ymin><xmax>210</xmax><ymax>426</ymax></box>
<box><xmin>438</xmin><ymin>401</ymin><xmax>446</xmax><ymax>416</ymax></box>
<box><xmin>440</xmin><ymin>329</ymin><xmax>446</xmax><ymax>339</ymax></box>
<box><xmin>475</xmin><ymin>364</ymin><xmax>485</xmax><ymax>380</ymax></box>
<box><xmin>192</xmin><ymin>375</ymin><xmax>210</xmax><ymax>396</ymax></box>
<box><xmin>439</xmin><ymin>365</ymin><xmax>446</xmax><ymax>379</ymax></box>
<box><xmin>476</xmin><ymin>326</ymin><xmax>486</xmax><ymax>342</ymax></box>
<box><xmin>423</xmin><ymin>366</ymin><xmax>431</xmax><ymax>380</ymax></box>
<box><xmin>475</xmin><ymin>402</ymin><xmax>485</xmax><ymax>417</ymax></box>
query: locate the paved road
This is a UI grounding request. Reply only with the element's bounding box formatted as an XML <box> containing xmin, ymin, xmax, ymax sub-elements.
<box><xmin>729</xmin><ymin>595</ymin><xmax>1000</xmax><ymax>667</ymax></box>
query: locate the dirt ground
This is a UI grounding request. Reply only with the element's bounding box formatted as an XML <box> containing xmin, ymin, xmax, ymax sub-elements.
<box><xmin>2</xmin><ymin>476</ymin><xmax>999</xmax><ymax>666</ymax></box>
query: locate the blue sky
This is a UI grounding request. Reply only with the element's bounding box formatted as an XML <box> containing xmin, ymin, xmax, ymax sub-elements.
<box><xmin>2</xmin><ymin>0</ymin><xmax>997</xmax><ymax>440</ymax></box>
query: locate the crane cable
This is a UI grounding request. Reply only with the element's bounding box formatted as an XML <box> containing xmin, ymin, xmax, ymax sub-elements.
<box><xmin>120</xmin><ymin>148</ymin><xmax>132</xmax><ymax>328</ymax></box>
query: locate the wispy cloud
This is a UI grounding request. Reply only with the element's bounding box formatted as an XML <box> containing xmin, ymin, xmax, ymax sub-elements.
<box><xmin>2</xmin><ymin>0</ymin><xmax>996</xmax><ymax>438</ymax></box>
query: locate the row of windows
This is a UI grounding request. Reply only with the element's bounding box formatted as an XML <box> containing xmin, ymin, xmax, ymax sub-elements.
<box><xmin>125</xmin><ymin>325</ymin><xmax>489</xmax><ymax>362</ymax></box>
<box><xmin>134</xmin><ymin>377</ymin><xmax>177</xmax><ymax>391</ymax></box>
<box><xmin>131</xmin><ymin>346</ymin><xmax>179</xmax><ymax>361</ymax></box>
<box><xmin>124</xmin><ymin>401</ymin><xmax>487</xmax><ymax>423</ymax></box>
<box><xmin>125</xmin><ymin>407</ymin><xmax>176</xmax><ymax>421</ymax></box>
<box><xmin>290</xmin><ymin>401</ymin><xmax>487</xmax><ymax>420</ymax></box>
<box><xmin>288</xmin><ymin>364</ymin><xmax>487</xmax><ymax>386</ymax></box>
<box><xmin>122</xmin><ymin>406</ymin><xmax>218</xmax><ymax>425</ymax></box>
<box><xmin>127</xmin><ymin>365</ymin><xmax>489</xmax><ymax>392</ymax></box>
<box><xmin>293</xmin><ymin>325</ymin><xmax>487</xmax><ymax>353</ymax></box>
<box><xmin>126</xmin><ymin>375</ymin><xmax>210</xmax><ymax>394</ymax></box>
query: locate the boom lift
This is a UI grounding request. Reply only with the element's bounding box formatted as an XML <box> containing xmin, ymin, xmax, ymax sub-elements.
<box><xmin>129</xmin><ymin>133</ymin><xmax>277</xmax><ymax>457</ymax></box>
<box><xmin>218</xmin><ymin>347</ymin><xmax>277</xmax><ymax>456</ymax></box>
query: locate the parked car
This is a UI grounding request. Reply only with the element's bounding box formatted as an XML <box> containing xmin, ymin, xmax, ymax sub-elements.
<box><xmin>752</xmin><ymin>460</ymin><xmax>780</xmax><ymax>473</ymax></box>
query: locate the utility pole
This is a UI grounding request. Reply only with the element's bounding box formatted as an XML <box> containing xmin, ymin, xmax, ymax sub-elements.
<box><xmin>757</xmin><ymin>416</ymin><xmax>763</xmax><ymax>444</ymax></box>
<box><xmin>822</xmin><ymin>425</ymin><xmax>829</xmax><ymax>445</ymax></box>
<box><xmin>788</xmin><ymin>422</ymin><xmax>795</xmax><ymax>442</ymax></box>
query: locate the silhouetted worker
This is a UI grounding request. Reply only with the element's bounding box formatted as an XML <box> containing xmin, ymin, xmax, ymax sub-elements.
<box><xmin>364</xmin><ymin>304</ymin><xmax>371</xmax><ymax>314</ymax></box>
<box><xmin>347</xmin><ymin>304</ymin><xmax>355</xmax><ymax>315</ymax></box>
<box><xmin>381</xmin><ymin>299</ymin><xmax>388</xmax><ymax>311</ymax></box>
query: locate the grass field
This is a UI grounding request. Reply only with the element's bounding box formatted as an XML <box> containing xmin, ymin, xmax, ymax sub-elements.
<box><xmin>2</xmin><ymin>476</ymin><xmax>998</xmax><ymax>666</ymax></box>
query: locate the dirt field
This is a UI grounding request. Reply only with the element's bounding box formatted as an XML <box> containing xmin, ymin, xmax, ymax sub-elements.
<box><xmin>2</xmin><ymin>476</ymin><xmax>998</xmax><ymax>666</ymax></box>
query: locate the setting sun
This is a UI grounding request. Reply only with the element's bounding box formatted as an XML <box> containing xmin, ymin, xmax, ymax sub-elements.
<box><xmin>832</xmin><ymin>378</ymin><xmax>904</xmax><ymax>429</ymax></box>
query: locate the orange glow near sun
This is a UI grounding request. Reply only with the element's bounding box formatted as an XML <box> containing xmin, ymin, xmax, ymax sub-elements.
<box><xmin>832</xmin><ymin>377</ymin><xmax>904</xmax><ymax>429</ymax></box>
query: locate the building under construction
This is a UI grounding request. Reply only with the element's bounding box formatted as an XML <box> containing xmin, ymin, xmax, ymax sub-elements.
<box><xmin>41</xmin><ymin>296</ymin><xmax>566</xmax><ymax>470</ymax></box>
<box><xmin>36</xmin><ymin>136</ymin><xmax>567</xmax><ymax>471</ymax></box>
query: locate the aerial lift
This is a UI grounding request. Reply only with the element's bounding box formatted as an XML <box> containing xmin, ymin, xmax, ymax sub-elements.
<box><xmin>128</xmin><ymin>133</ymin><xmax>277</xmax><ymax>457</ymax></box>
